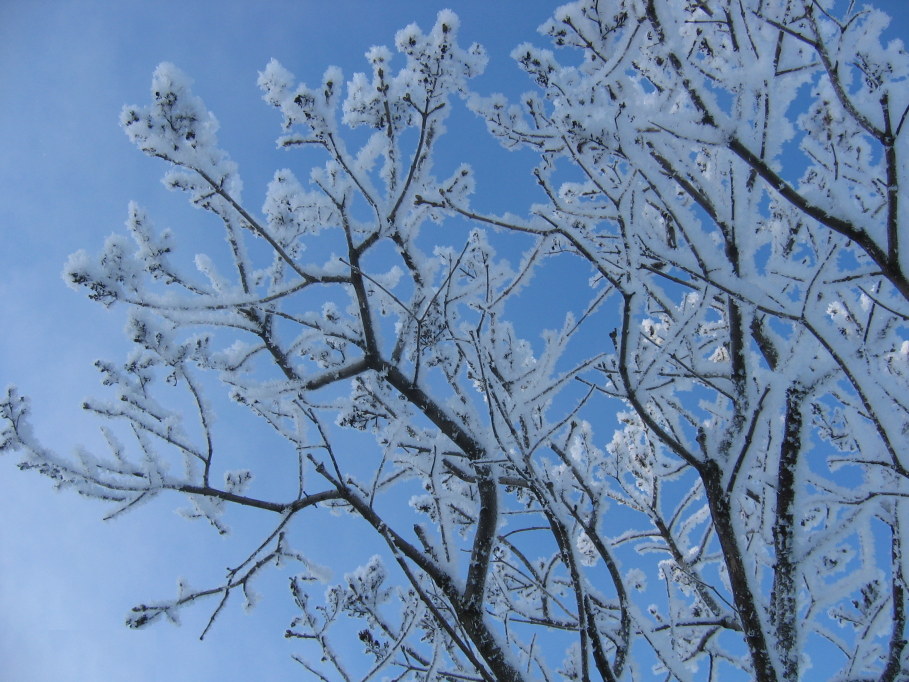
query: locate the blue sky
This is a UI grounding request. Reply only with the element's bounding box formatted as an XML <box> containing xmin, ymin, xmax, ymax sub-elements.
<box><xmin>0</xmin><ymin>2</ymin><xmax>559</xmax><ymax>680</ymax></box>
<box><xmin>2</xmin><ymin>1</ymin><xmax>909</xmax><ymax>680</ymax></box>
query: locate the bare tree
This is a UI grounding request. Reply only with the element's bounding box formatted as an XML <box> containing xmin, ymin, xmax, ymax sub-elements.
<box><xmin>3</xmin><ymin>2</ymin><xmax>909</xmax><ymax>680</ymax></box>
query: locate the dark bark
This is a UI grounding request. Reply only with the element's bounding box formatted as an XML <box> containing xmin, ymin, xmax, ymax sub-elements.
<box><xmin>771</xmin><ymin>384</ymin><xmax>805</xmax><ymax>681</ymax></box>
<box><xmin>883</xmin><ymin>526</ymin><xmax>908</xmax><ymax>682</ymax></box>
<box><xmin>702</xmin><ymin>460</ymin><xmax>779</xmax><ymax>682</ymax></box>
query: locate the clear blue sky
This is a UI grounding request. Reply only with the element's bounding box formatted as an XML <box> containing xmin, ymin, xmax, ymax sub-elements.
<box><xmin>1</xmin><ymin>1</ymin><xmax>908</xmax><ymax>680</ymax></box>
<box><xmin>0</xmin><ymin>2</ymin><xmax>559</xmax><ymax>680</ymax></box>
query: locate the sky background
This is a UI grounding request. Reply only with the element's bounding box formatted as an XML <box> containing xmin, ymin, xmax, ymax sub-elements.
<box><xmin>1</xmin><ymin>1</ymin><xmax>908</xmax><ymax>680</ymax></box>
<box><xmin>0</xmin><ymin>2</ymin><xmax>558</xmax><ymax>680</ymax></box>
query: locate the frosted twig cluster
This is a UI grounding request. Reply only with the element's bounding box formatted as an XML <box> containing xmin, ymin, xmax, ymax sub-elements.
<box><xmin>4</xmin><ymin>3</ymin><xmax>909</xmax><ymax>680</ymax></box>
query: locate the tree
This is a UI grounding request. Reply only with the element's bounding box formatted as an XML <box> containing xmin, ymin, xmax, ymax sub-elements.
<box><xmin>3</xmin><ymin>1</ymin><xmax>908</xmax><ymax>680</ymax></box>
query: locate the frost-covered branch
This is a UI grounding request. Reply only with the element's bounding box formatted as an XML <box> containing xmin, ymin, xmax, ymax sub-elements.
<box><xmin>7</xmin><ymin>2</ymin><xmax>909</xmax><ymax>680</ymax></box>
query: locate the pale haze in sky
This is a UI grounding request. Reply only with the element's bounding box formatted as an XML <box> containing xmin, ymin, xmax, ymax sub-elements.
<box><xmin>1</xmin><ymin>1</ymin><xmax>908</xmax><ymax>680</ymax></box>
